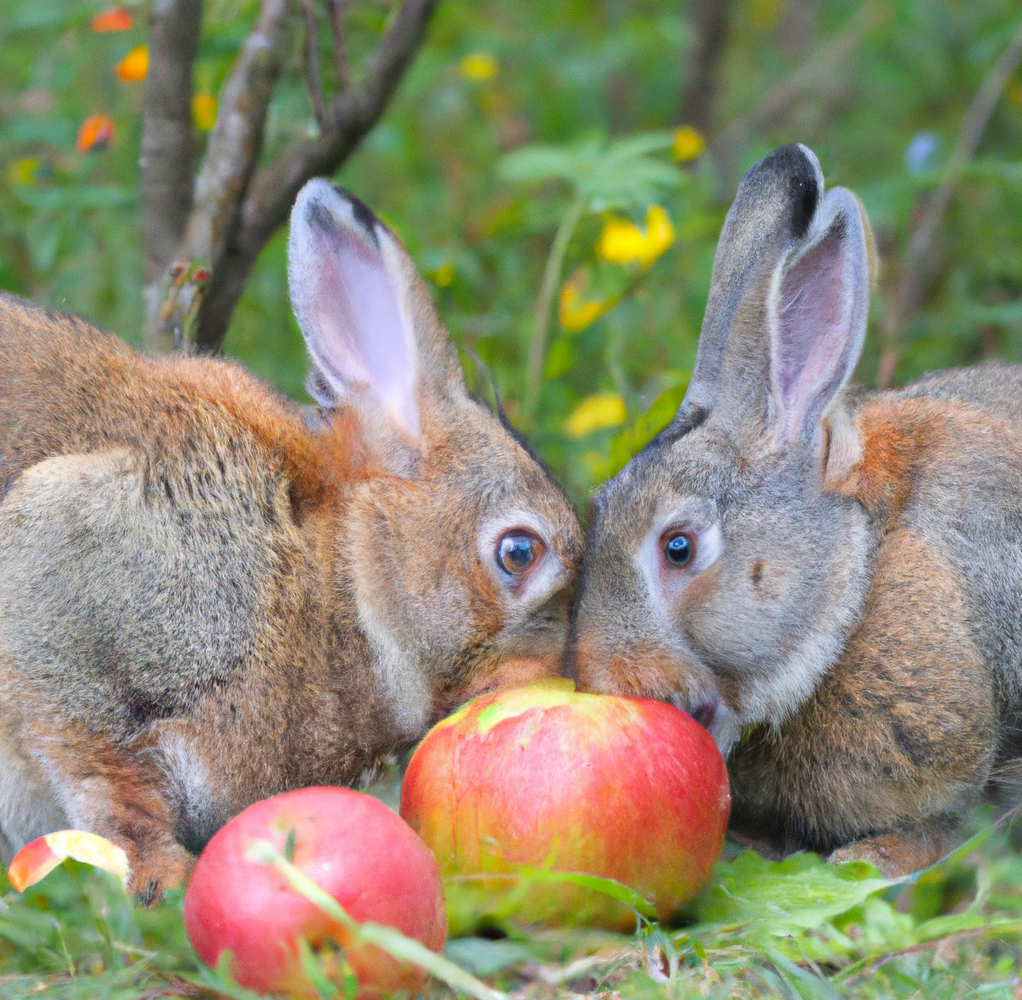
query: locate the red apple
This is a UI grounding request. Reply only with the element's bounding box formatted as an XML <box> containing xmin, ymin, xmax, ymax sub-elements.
<box><xmin>184</xmin><ymin>787</ymin><xmax>447</xmax><ymax>998</ymax></box>
<box><xmin>400</xmin><ymin>680</ymin><xmax>730</xmax><ymax>932</ymax></box>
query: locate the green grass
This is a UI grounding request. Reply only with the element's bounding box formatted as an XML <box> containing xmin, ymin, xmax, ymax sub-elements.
<box><xmin>4</xmin><ymin>805</ymin><xmax>1022</xmax><ymax>999</ymax></box>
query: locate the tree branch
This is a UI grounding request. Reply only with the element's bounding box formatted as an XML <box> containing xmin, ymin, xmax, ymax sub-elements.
<box><xmin>191</xmin><ymin>0</ymin><xmax>439</xmax><ymax>353</ymax></box>
<box><xmin>146</xmin><ymin>0</ymin><xmax>291</xmax><ymax>350</ymax></box>
<box><xmin>325</xmin><ymin>0</ymin><xmax>350</xmax><ymax>89</ymax></box>
<box><xmin>679</xmin><ymin>0</ymin><xmax>731</xmax><ymax>134</ymax></box>
<box><xmin>877</xmin><ymin>19</ymin><xmax>1022</xmax><ymax>386</ymax></box>
<box><xmin>301</xmin><ymin>0</ymin><xmax>326</xmax><ymax>126</ymax></box>
<box><xmin>140</xmin><ymin>0</ymin><xmax>202</xmax><ymax>347</ymax></box>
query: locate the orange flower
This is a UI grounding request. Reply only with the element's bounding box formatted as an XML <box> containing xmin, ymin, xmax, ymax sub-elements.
<box><xmin>91</xmin><ymin>7</ymin><xmax>134</xmax><ymax>32</ymax></box>
<box><xmin>8</xmin><ymin>831</ymin><xmax>129</xmax><ymax>892</ymax></box>
<box><xmin>116</xmin><ymin>45</ymin><xmax>149</xmax><ymax>82</ymax></box>
<box><xmin>76</xmin><ymin>114</ymin><xmax>115</xmax><ymax>153</ymax></box>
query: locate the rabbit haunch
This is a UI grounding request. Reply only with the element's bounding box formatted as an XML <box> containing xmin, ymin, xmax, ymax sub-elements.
<box><xmin>571</xmin><ymin>143</ymin><xmax>1022</xmax><ymax>877</ymax></box>
<box><xmin>0</xmin><ymin>180</ymin><xmax>582</xmax><ymax>900</ymax></box>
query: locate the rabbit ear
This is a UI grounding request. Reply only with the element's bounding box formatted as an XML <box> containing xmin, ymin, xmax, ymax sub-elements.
<box><xmin>682</xmin><ymin>144</ymin><xmax>825</xmax><ymax>418</ymax></box>
<box><xmin>767</xmin><ymin>187</ymin><xmax>871</xmax><ymax>447</ymax></box>
<box><xmin>288</xmin><ymin>179</ymin><xmax>463</xmax><ymax>458</ymax></box>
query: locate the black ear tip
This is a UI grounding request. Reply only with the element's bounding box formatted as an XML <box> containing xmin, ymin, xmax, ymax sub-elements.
<box><xmin>295</xmin><ymin>179</ymin><xmax>384</xmax><ymax>247</ymax></box>
<box><xmin>757</xmin><ymin>143</ymin><xmax>819</xmax><ymax>179</ymax></box>
<box><xmin>329</xmin><ymin>184</ymin><xmax>381</xmax><ymax>236</ymax></box>
<box><xmin>741</xmin><ymin>143</ymin><xmax>822</xmax><ymax>241</ymax></box>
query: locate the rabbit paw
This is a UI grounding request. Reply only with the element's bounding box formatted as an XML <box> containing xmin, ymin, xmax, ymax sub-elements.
<box><xmin>828</xmin><ymin>828</ymin><xmax>950</xmax><ymax>878</ymax></box>
<box><xmin>127</xmin><ymin>840</ymin><xmax>195</xmax><ymax>905</ymax></box>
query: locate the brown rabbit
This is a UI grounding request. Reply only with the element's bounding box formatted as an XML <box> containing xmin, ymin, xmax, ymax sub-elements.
<box><xmin>570</xmin><ymin>143</ymin><xmax>1022</xmax><ymax>877</ymax></box>
<box><xmin>0</xmin><ymin>180</ymin><xmax>582</xmax><ymax>900</ymax></box>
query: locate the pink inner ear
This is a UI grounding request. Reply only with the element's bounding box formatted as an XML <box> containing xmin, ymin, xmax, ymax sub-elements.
<box><xmin>774</xmin><ymin>227</ymin><xmax>854</xmax><ymax>438</ymax></box>
<box><xmin>306</xmin><ymin>224</ymin><xmax>419</xmax><ymax>439</ymax></box>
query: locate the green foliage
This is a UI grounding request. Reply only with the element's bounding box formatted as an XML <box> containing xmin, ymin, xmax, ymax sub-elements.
<box><xmin>6</xmin><ymin>818</ymin><xmax>1022</xmax><ymax>998</ymax></box>
<box><xmin>7</xmin><ymin>0</ymin><xmax>1020</xmax><ymax>506</ymax></box>
<box><xmin>499</xmin><ymin>131</ymin><xmax>682</xmax><ymax>210</ymax></box>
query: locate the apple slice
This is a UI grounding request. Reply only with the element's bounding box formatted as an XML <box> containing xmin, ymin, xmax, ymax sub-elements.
<box><xmin>8</xmin><ymin>831</ymin><xmax>129</xmax><ymax>892</ymax></box>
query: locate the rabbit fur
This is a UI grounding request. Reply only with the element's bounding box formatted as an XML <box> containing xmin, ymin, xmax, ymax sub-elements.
<box><xmin>0</xmin><ymin>180</ymin><xmax>582</xmax><ymax>900</ymax></box>
<box><xmin>571</xmin><ymin>143</ymin><xmax>1022</xmax><ymax>877</ymax></box>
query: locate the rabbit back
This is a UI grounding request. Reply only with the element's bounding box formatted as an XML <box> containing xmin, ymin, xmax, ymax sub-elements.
<box><xmin>0</xmin><ymin>295</ymin><xmax>351</xmax><ymax>848</ymax></box>
<box><xmin>848</xmin><ymin>365</ymin><xmax>1022</xmax><ymax>749</ymax></box>
<box><xmin>0</xmin><ymin>294</ymin><xmax>334</xmax><ymax>731</ymax></box>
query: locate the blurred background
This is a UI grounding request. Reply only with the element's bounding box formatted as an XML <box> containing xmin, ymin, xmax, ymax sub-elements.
<box><xmin>1</xmin><ymin>0</ymin><xmax>1020</xmax><ymax>507</ymax></box>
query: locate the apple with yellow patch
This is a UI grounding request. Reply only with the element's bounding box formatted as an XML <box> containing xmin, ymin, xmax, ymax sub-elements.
<box><xmin>400</xmin><ymin>679</ymin><xmax>730</xmax><ymax>931</ymax></box>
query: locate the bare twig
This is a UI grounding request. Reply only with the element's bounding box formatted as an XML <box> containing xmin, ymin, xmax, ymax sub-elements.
<box><xmin>190</xmin><ymin>0</ymin><xmax>439</xmax><ymax>353</ymax></box>
<box><xmin>185</xmin><ymin>0</ymin><xmax>290</xmax><ymax>270</ymax></box>
<box><xmin>877</xmin><ymin>19</ymin><xmax>1022</xmax><ymax>386</ymax></box>
<box><xmin>301</xmin><ymin>0</ymin><xmax>326</xmax><ymax>126</ymax></box>
<box><xmin>140</xmin><ymin>0</ymin><xmax>202</xmax><ymax>349</ymax></box>
<box><xmin>147</xmin><ymin>0</ymin><xmax>291</xmax><ymax>349</ymax></box>
<box><xmin>679</xmin><ymin>0</ymin><xmax>731</xmax><ymax>135</ymax></box>
<box><xmin>325</xmin><ymin>0</ymin><xmax>350</xmax><ymax>88</ymax></box>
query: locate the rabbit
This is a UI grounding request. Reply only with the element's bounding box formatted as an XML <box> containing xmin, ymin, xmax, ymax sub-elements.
<box><xmin>0</xmin><ymin>179</ymin><xmax>582</xmax><ymax>901</ymax></box>
<box><xmin>569</xmin><ymin>142</ymin><xmax>1022</xmax><ymax>877</ymax></box>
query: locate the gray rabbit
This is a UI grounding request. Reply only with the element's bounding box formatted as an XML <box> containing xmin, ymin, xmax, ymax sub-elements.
<box><xmin>571</xmin><ymin>143</ymin><xmax>1022</xmax><ymax>876</ymax></box>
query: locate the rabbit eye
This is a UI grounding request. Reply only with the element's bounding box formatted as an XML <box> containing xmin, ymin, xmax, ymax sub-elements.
<box><xmin>497</xmin><ymin>532</ymin><xmax>544</xmax><ymax>576</ymax></box>
<box><xmin>663</xmin><ymin>531</ymin><xmax>695</xmax><ymax>568</ymax></box>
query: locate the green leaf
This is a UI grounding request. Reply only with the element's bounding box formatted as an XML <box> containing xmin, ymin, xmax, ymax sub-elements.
<box><xmin>513</xmin><ymin>866</ymin><xmax>658</xmax><ymax>919</ymax></box>
<box><xmin>245</xmin><ymin>840</ymin><xmax>506</xmax><ymax>1000</ymax></box>
<box><xmin>696</xmin><ymin>851</ymin><xmax>895</xmax><ymax>937</ymax></box>
<box><xmin>766</xmin><ymin>947</ymin><xmax>842</xmax><ymax>1000</ymax></box>
<box><xmin>182</xmin><ymin>952</ymin><xmax>270</xmax><ymax>1000</ymax></box>
<box><xmin>444</xmin><ymin>938</ymin><xmax>530</xmax><ymax>977</ymax></box>
<box><xmin>593</xmin><ymin>376</ymin><xmax>689</xmax><ymax>480</ymax></box>
<box><xmin>297</xmin><ymin>937</ymin><xmax>341</xmax><ymax>1000</ymax></box>
<box><xmin>499</xmin><ymin>131</ymin><xmax>682</xmax><ymax>211</ymax></box>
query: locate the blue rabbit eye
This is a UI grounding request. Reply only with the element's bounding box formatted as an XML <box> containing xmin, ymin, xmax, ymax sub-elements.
<box><xmin>663</xmin><ymin>532</ymin><xmax>695</xmax><ymax>567</ymax></box>
<box><xmin>497</xmin><ymin>532</ymin><xmax>544</xmax><ymax>575</ymax></box>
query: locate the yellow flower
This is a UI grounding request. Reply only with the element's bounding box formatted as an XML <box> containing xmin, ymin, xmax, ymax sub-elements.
<box><xmin>8</xmin><ymin>157</ymin><xmax>40</xmax><ymax>186</ymax></box>
<box><xmin>562</xmin><ymin>392</ymin><xmax>627</xmax><ymax>439</ymax></box>
<box><xmin>596</xmin><ymin>205</ymin><xmax>675</xmax><ymax>269</ymax></box>
<box><xmin>431</xmin><ymin>261</ymin><xmax>456</xmax><ymax>287</ymax></box>
<box><xmin>192</xmin><ymin>93</ymin><xmax>218</xmax><ymax>132</ymax></box>
<box><xmin>671</xmin><ymin>125</ymin><xmax>706</xmax><ymax>162</ymax></box>
<box><xmin>460</xmin><ymin>53</ymin><xmax>498</xmax><ymax>82</ymax></box>
<box><xmin>116</xmin><ymin>44</ymin><xmax>149</xmax><ymax>82</ymax></box>
<box><xmin>558</xmin><ymin>271</ymin><xmax>612</xmax><ymax>333</ymax></box>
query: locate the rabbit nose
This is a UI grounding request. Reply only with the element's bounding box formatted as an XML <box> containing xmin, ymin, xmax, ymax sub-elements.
<box><xmin>666</xmin><ymin>688</ymin><xmax>721</xmax><ymax>729</ymax></box>
<box><xmin>689</xmin><ymin>697</ymin><xmax>719</xmax><ymax>730</ymax></box>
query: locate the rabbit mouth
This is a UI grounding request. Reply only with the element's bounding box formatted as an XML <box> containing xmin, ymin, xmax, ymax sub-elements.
<box><xmin>689</xmin><ymin>698</ymin><xmax>719</xmax><ymax>729</ymax></box>
<box><xmin>667</xmin><ymin>690</ymin><xmax>721</xmax><ymax>731</ymax></box>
